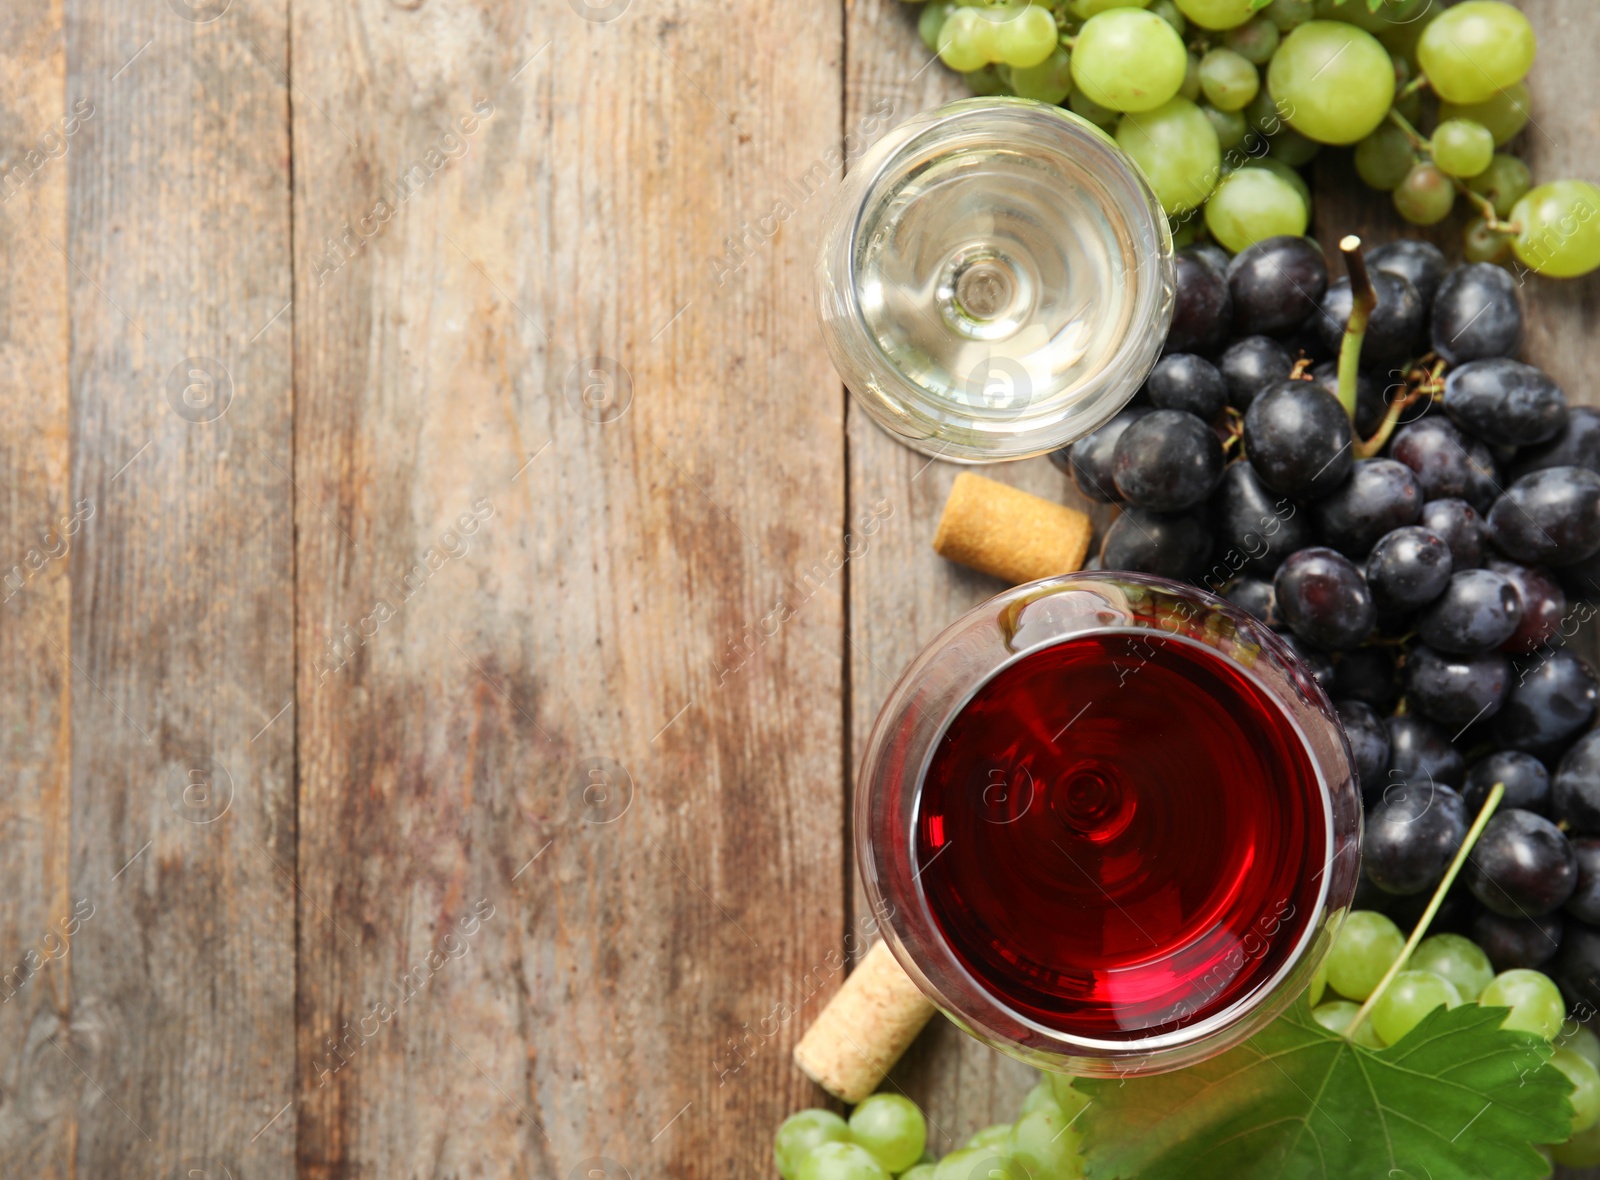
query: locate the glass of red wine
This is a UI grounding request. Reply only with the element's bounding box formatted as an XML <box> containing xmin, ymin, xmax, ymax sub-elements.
<box><xmin>857</xmin><ymin>572</ymin><xmax>1361</xmax><ymax>1076</ymax></box>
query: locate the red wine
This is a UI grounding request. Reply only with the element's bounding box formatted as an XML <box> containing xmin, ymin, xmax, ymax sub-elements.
<box><xmin>915</xmin><ymin>631</ymin><xmax>1327</xmax><ymax>1041</ymax></box>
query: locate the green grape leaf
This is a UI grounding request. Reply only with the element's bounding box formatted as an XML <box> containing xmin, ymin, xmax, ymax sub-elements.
<box><xmin>1251</xmin><ymin>0</ymin><xmax>1273</xmax><ymax>10</ymax></box>
<box><xmin>1077</xmin><ymin>998</ymin><xmax>1572</xmax><ymax>1180</ymax></box>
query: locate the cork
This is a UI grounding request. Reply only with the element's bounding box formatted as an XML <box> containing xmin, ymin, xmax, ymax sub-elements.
<box><xmin>932</xmin><ymin>472</ymin><xmax>1093</xmax><ymax>585</ymax></box>
<box><xmin>793</xmin><ymin>940</ymin><xmax>937</xmax><ymax>1104</ymax></box>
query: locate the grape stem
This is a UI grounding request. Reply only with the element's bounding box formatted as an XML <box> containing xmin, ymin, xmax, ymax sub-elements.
<box><xmin>1386</xmin><ymin>109</ymin><xmax>1523</xmax><ymax>233</ymax></box>
<box><xmin>1386</xmin><ymin>107</ymin><xmax>1429</xmax><ymax>152</ymax></box>
<box><xmin>1335</xmin><ymin>235</ymin><xmax>1376</xmax><ymax>427</ymax></box>
<box><xmin>1398</xmin><ymin>75</ymin><xmax>1430</xmax><ymax>99</ymax></box>
<box><xmin>1354</xmin><ymin>366</ymin><xmax>1441</xmax><ymax>459</ymax></box>
<box><xmin>1343</xmin><ymin>782</ymin><xmax>1506</xmax><ymax>1043</ymax></box>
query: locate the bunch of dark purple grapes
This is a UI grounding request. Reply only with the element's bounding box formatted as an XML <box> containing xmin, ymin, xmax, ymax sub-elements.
<box><xmin>1054</xmin><ymin>234</ymin><xmax>1600</xmax><ymax>1008</ymax></box>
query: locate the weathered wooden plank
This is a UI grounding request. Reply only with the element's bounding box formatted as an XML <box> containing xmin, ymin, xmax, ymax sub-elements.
<box><xmin>0</xmin><ymin>2</ymin><xmax>74</xmax><ymax>1175</ymax></box>
<box><xmin>59</xmin><ymin>0</ymin><xmax>297</xmax><ymax>1176</ymax></box>
<box><xmin>841</xmin><ymin>0</ymin><xmax>1118</xmax><ymax>1144</ymax></box>
<box><xmin>291</xmin><ymin>1</ymin><xmax>845</xmax><ymax>1175</ymax></box>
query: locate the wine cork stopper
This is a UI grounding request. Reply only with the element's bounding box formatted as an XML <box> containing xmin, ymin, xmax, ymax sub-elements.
<box><xmin>793</xmin><ymin>940</ymin><xmax>937</xmax><ymax>1104</ymax></box>
<box><xmin>932</xmin><ymin>472</ymin><xmax>1093</xmax><ymax>585</ymax></box>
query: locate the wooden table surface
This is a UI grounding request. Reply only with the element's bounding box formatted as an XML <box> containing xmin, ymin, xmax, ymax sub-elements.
<box><xmin>3</xmin><ymin>1</ymin><xmax>1599</xmax><ymax>1177</ymax></box>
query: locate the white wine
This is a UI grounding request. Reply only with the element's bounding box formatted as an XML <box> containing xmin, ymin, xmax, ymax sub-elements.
<box><xmin>818</xmin><ymin>99</ymin><xmax>1174</xmax><ymax>462</ymax></box>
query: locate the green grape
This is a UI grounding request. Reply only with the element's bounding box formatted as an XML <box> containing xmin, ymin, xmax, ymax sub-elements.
<box><xmin>1553</xmin><ymin>1048</ymin><xmax>1600</xmax><ymax>1134</ymax></box>
<box><xmin>1463</xmin><ymin>218</ymin><xmax>1511</xmax><ymax>264</ymax></box>
<box><xmin>799</xmin><ymin>1141</ymin><xmax>892</xmax><ymax>1180</ymax></box>
<box><xmin>1311</xmin><ymin>999</ymin><xmax>1385</xmax><ymax>1048</ymax></box>
<box><xmin>1371</xmin><ymin>970</ymin><xmax>1463</xmax><ymax>1046</ymax></box>
<box><xmin>850</xmin><ymin>1095</ymin><xmax>928</xmax><ymax>1174</ymax></box>
<box><xmin>991</xmin><ymin>4</ymin><xmax>1060</xmax><ymax>69</ymax></box>
<box><xmin>1010</xmin><ymin>46</ymin><xmax>1073</xmax><ymax>103</ymax></box>
<box><xmin>1440</xmin><ymin>81</ymin><xmax>1532</xmax><ymax>147</ymax></box>
<box><xmin>1353</xmin><ymin>123</ymin><xmax>1415</xmax><ymax>191</ymax></box>
<box><xmin>777</xmin><ymin>1110</ymin><xmax>853</xmax><ymax>1180</ymax></box>
<box><xmin>1268</xmin><ymin>127</ymin><xmax>1319</xmax><ymax>166</ymax></box>
<box><xmin>1149</xmin><ymin>0</ymin><xmax>1186</xmax><ymax>36</ymax></box>
<box><xmin>1071</xmin><ymin>0</ymin><xmax>1153</xmax><ymax>15</ymax></box>
<box><xmin>1481</xmin><ymin>969</ymin><xmax>1567</xmax><ymax>1039</ymax></box>
<box><xmin>1559</xmin><ymin>1023</ymin><xmax>1600</xmax><ymax>1073</ymax></box>
<box><xmin>1175</xmin><ymin>0</ymin><xmax>1257</xmax><ymax>31</ymax></box>
<box><xmin>1324</xmin><ymin>911</ymin><xmax>1404</xmax><ymax>1001</ymax></box>
<box><xmin>1019</xmin><ymin>1079</ymin><xmax>1063</xmax><ymax>1118</ymax></box>
<box><xmin>1116</xmin><ymin>97</ymin><xmax>1222</xmax><ymax>214</ymax></box>
<box><xmin>1314</xmin><ymin>0</ymin><xmax>1430</xmax><ymax>33</ymax></box>
<box><xmin>1376</xmin><ymin>1</ymin><xmax>1440</xmax><ymax>68</ymax></box>
<box><xmin>1243</xmin><ymin>88</ymin><xmax>1286</xmax><ymax>135</ymax></box>
<box><xmin>1267</xmin><ymin>21</ymin><xmax>1395</xmax><ymax>145</ymax></box>
<box><xmin>1417</xmin><ymin>1</ymin><xmax>1536</xmax><ymax>105</ymax></box>
<box><xmin>1511</xmin><ymin>180</ymin><xmax>1600</xmax><ymax>278</ymax></box>
<box><xmin>1179</xmin><ymin>52</ymin><xmax>1202</xmax><ymax>102</ymax></box>
<box><xmin>1199</xmin><ymin>48</ymin><xmax>1259</xmax><ymax>112</ymax></box>
<box><xmin>1226</xmin><ymin>16</ymin><xmax>1280</xmax><ymax>65</ymax></box>
<box><xmin>1246</xmin><ymin>157</ymin><xmax>1311</xmax><ymax>213</ymax></box>
<box><xmin>1554</xmin><ymin>1121</ymin><xmax>1600</xmax><ymax>1169</ymax></box>
<box><xmin>1431</xmin><ymin>118</ymin><xmax>1494</xmax><ymax>178</ymax></box>
<box><xmin>938</xmin><ymin>7</ymin><xmax>994</xmax><ymax>72</ymax></box>
<box><xmin>1393</xmin><ymin>161</ymin><xmax>1455</xmax><ymax>225</ymax></box>
<box><xmin>1309</xmin><ymin>954</ymin><xmax>1328</xmax><ymax>1007</ymax></box>
<box><xmin>1010</xmin><ymin>1108</ymin><xmax>1086</xmax><ymax>1180</ymax></box>
<box><xmin>899</xmin><ymin>1168</ymin><xmax>939</xmax><ymax>1180</ymax></box>
<box><xmin>1170</xmin><ymin>217</ymin><xmax>1198</xmax><ymax>249</ymax></box>
<box><xmin>1202</xmin><ymin>103</ymin><xmax>1248</xmax><ymax>149</ymax></box>
<box><xmin>1409</xmin><ymin>934</ymin><xmax>1495</xmax><ymax>1002</ymax></box>
<box><xmin>919</xmin><ymin>2</ymin><xmax>957</xmax><ymax>52</ymax></box>
<box><xmin>931</xmin><ymin>1149</ymin><xmax>983</xmax><ymax>1180</ymax></box>
<box><xmin>964</xmin><ymin>64</ymin><xmax>1010</xmax><ymax>95</ymax></box>
<box><xmin>1069</xmin><ymin>87</ymin><xmax>1120</xmax><ymax>127</ymax></box>
<box><xmin>1263</xmin><ymin>0</ymin><xmax>1314</xmax><ymax>32</ymax></box>
<box><xmin>965</xmin><ymin>1125</ymin><xmax>1013</xmax><ymax>1150</ymax></box>
<box><xmin>1205</xmin><ymin>166</ymin><xmax>1307</xmax><ymax>252</ymax></box>
<box><xmin>1071</xmin><ymin>9</ymin><xmax>1188</xmax><ymax>112</ymax></box>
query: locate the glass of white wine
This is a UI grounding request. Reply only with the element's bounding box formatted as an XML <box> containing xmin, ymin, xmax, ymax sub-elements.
<box><xmin>816</xmin><ymin>97</ymin><xmax>1175</xmax><ymax>463</ymax></box>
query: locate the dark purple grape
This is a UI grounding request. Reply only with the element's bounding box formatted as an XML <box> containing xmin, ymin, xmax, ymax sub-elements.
<box><xmin>1277</xmin><ymin>631</ymin><xmax>1335</xmax><ymax>692</ymax></box>
<box><xmin>1273</xmin><ymin>547</ymin><xmax>1375</xmax><ymax>649</ymax></box>
<box><xmin>1443</xmin><ymin>358</ymin><xmax>1569</xmax><ymax>447</ymax></box>
<box><xmin>1145</xmin><ymin>353</ymin><xmax>1227</xmax><ymax>421</ymax></box>
<box><xmin>1387</xmin><ymin>713</ymin><xmax>1466</xmax><ymax>787</ymax></box>
<box><xmin>1416</xmin><ymin>568</ymin><xmax>1523</xmax><ymax>654</ymax></box>
<box><xmin>1283</xmin><ymin>316</ymin><xmax>1335</xmax><ymax>366</ymax></box>
<box><xmin>1333</xmin><ymin>646</ymin><xmax>1399</xmax><ymax>709</ymax></box>
<box><xmin>1567</xmin><ymin>840</ymin><xmax>1600</xmax><ymax>926</ymax></box>
<box><xmin>1100</xmin><ymin>508</ymin><xmax>1211</xmax><ymax>579</ymax></box>
<box><xmin>1166</xmin><ymin>247</ymin><xmax>1233</xmax><ymax>355</ymax></box>
<box><xmin>1227</xmin><ymin>235</ymin><xmax>1328</xmax><ymax>337</ymax></box>
<box><xmin>1476</xmin><ymin>909</ymin><xmax>1563</xmax><ymax>972</ymax></box>
<box><xmin>1188</xmin><ymin>242</ymin><xmax>1231</xmax><ymax>278</ymax></box>
<box><xmin>1488</xmin><ymin>467</ymin><xmax>1600</xmax><ymax>567</ymax></box>
<box><xmin>1310</xmin><ymin>459</ymin><xmax>1423</xmax><ymax>557</ymax></box>
<box><xmin>1418</xmin><ymin>499</ymin><xmax>1486</xmax><ymax>570</ymax></box>
<box><xmin>1337</xmin><ymin>698</ymin><xmax>1391</xmax><ymax>790</ymax></box>
<box><xmin>1363</xmin><ymin>781</ymin><xmax>1467</xmax><ymax>895</ymax></box>
<box><xmin>1365</xmin><ymin>526</ymin><xmax>1453</xmax><ymax>612</ymax></box>
<box><xmin>1207</xmin><ymin>462</ymin><xmax>1312</xmax><ymax>577</ymax></box>
<box><xmin>1464</xmin><ymin>750</ymin><xmax>1551</xmax><ymax>814</ymax></box>
<box><xmin>1468</xmin><ymin>808</ymin><xmax>1578</xmax><ymax>917</ymax></box>
<box><xmin>1112</xmin><ymin>410</ymin><xmax>1225</xmax><ymax>512</ymax></box>
<box><xmin>1431</xmin><ymin>262</ymin><xmax>1523</xmax><ymax>364</ymax></box>
<box><xmin>1309</xmin><ymin>361</ymin><xmax>1386</xmax><ymax>437</ymax></box>
<box><xmin>1225</xmin><ymin>576</ymin><xmax>1279</xmax><ymax>625</ymax></box>
<box><xmin>1404</xmin><ymin>645</ymin><xmax>1510</xmax><ymax>729</ymax></box>
<box><xmin>1388</xmin><ymin>416</ymin><xmax>1500</xmax><ymax>513</ymax></box>
<box><xmin>1552</xmin><ymin>921</ymin><xmax>1600</xmax><ymax>1009</ymax></box>
<box><xmin>1554</xmin><ymin>732</ymin><xmax>1600</xmax><ymax>836</ymax></box>
<box><xmin>1384</xmin><ymin>881</ymin><xmax>1479</xmax><ymax>938</ymax></box>
<box><xmin>1488</xmin><ymin>561</ymin><xmax>1567</xmax><ymax>653</ymax></box>
<box><xmin>1314</xmin><ymin>271</ymin><xmax>1425</xmax><ymax>370</ymax></box>
<box><xmin>1556</xmin><ymin>548</ymin><xmax>1600</xmax><ymax>602</ymax></box>
<box><xmin>1220</xmin><ymin>336</ymin><xmax>1294</xmax><ymax>411</ymax></box>
<box><xmin>1511</xmin><ymin>406</ymin><xmax>1600</xmax><ymax>480</ymax></box>
<box><xmin>1495</xmin><ymin>649</ymin><xmax>1600</xmax><ymax>755</ymax></box>
<box><xmin>1243</xmin><ymin>381</ymin><xmax>1354</xmax><ymax>500</ymax></box>
<box><xmin>1063</xmin><ymin>408</ymin><xmax>1149</xmax><ymax>503</ymax></box>
<box><xmin>1369</xmin><ymin>239</ymin><xmax>1448</xmax><ymax>308</ymax></box>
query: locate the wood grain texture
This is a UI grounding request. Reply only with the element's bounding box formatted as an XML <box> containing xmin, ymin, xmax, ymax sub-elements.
<box><xmin>0</xmin><ymin>1</ymin><xmax>73</xmax><ymax>1175</ymax></box>
<box><xmin>62</xmin><ymin>0</ymin><xmax>298</xmax><ymax>1177</ymax></box>
<box><xmin>289</xmin><ymin>1</ymin><xmax>845</xmax><ymax>1176</ymax></box>
<box><xmin>840</xmin><ymin>0</ymin><xmax>1116</xmax><ymax>1144</ymax></box>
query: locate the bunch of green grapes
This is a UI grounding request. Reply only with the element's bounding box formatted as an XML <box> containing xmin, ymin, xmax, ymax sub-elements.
<box><xmin>911</xmin><ymin>0</ymin><xmax>1600</xmax><ymax>279</ymax></box>
<box><xmin>773</xmin><ymin>1079</ymin><xmax>1091</xmax><ymax>1180</ymax></box>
